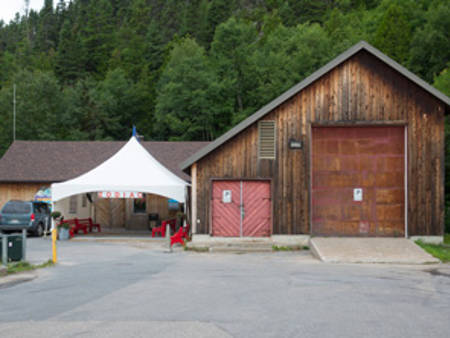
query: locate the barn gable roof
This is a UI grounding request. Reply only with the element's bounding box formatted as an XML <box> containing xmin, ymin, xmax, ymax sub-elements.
<box><xmin>180</xmin><ymin>41</ymin><xmax>450</xmax><ymax>171</ymax></box>
<box><xmin>0</xmin><ymin>140</ymin><xmax>209</xmax><ymax>183</ymax></box>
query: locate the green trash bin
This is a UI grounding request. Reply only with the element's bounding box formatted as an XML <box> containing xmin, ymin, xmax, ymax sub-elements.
<box><xmin>0</xmin><ymin>235</ymin><xmax>23</xmax><ymax>262</ymax></box>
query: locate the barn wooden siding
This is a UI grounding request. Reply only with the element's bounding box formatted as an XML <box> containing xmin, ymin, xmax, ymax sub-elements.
<box><xmin>0</xmin><ymin>183</ymin><xmax>45</xmax><ymax>209</ymax></box>
<box><xmin>195</xmin><ymin>50</ymin><xmax>445</xmax><ymax>236</ymax></box>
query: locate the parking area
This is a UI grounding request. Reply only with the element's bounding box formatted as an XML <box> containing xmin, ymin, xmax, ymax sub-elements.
<box><xmin>0</xmin><ymin>238</ymin><xmax>449</xmax><ymax>338</ymax></box>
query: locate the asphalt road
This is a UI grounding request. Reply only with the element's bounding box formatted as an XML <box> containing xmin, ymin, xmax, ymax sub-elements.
<box><xmin>0</xmin><ymin>237</ymin><xmax>449</xmax><ymax>338</ymax></box>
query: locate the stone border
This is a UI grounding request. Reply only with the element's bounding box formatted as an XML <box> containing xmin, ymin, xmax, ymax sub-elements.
<box><xmin>409</xmin><ymin>236</ymin><xmax>443</xmax><ymax>244</ymax></box>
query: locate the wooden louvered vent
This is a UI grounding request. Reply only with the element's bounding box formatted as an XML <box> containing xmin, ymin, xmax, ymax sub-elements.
<box><xmin>258</xmin><ymin>121</ymin><xmax>276</xmax><ymax>159</ymax></box>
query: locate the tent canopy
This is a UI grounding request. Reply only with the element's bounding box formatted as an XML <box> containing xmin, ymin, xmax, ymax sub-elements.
<box><xmin>51</xmin><ymin>137</ymin><xmax>188</xmax><ymax>203</ymax></box>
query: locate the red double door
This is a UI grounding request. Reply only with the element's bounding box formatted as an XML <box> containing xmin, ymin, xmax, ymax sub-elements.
<box><xmin>212</xmin><ymin>180</ymin><xmax>271</xmax><ymax>237</ymax></box>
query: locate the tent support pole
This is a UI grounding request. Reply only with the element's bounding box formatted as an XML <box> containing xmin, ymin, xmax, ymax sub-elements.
<box><xmin>51</xmin><ymin>199</ymin><xmax>57</xmax><ymax>264</ymax></box>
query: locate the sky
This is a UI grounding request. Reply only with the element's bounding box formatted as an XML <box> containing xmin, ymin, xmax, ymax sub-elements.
<box><xmin>0</xmin><ymin>0</ymin><xmax>46</xmax><ymax>24</ymax></box>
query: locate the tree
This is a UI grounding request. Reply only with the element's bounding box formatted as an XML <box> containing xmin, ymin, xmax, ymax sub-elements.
<box><xmin>155</xmin><ymin>37</ymin><xmax>232</xmax><ymax>141</ymax></box>
<box><xmin>373</xmin><ymin>4</ymin><xmax>411</xmax><ymax>64</ymax></box>
<box><xmin>109</xmin><ymin>0</ymin><xmax>152</xmax><ymax>82</ymax></box>
<box><xmin>249</xmin><ymin>23</ymin><xmax>333</xmax><ymax>119</ymax></box>
<box><xmin>409</xmin><ymin>1</ymin><xmax>450</xmax><ymax>82</ymax></box>
<box><xmin>89</xmin><ymin>68</ymin><xmax>150</xmax><ymax>140</ymax></box>
<box><xmin>0</xmin><ymin>51</ymin><xmax>19</xmax><ymax>87</ymax></box>
<box><xmin>0</xmin><ymin>70</ymin><xmax>64</xmax><ymax>141</ymax></box>
<box><xmin>36</xmin><ymin>0</ymin><xmax>57</xmax><ymax>53</ymax></box>
<box><xmin>210</xmin><ymin>17</ymin><xmax>258</xmax><ymax>121</ymax></box>
<box><xmin>282</xmin><ymin>0</ymin><xmax>333</xmax><ymax>26</ymax></box>
<box><xmin>324</xmin><ymin>8</ymin><xmax>366</xmax><ymax>55</ymax></box>
<box><xmin>81</xmin><ymin>0</ymin><xmax>115</xmax><ymax>77</ymax></box>
<box><xmin>54</xmin><ymin>19</ymin><xmax>85</xmax><ymax>83</ymax></box>
<box><xmin>434</xmin><ymin>66</ymin><xmax>450</xmax><ymax>233</ymax></box>
<box><xmin>203</xmin><ymin>0</ymin><xmax>237</xmax><ymax>46</ymax></box>
<box><xmin>61</xmin><ymin>76</ymin><xmax>98</xmax><ymax>139</ymax></box>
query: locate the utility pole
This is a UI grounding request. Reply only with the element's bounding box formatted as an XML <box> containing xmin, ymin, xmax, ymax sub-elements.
<box><xmin>13</xmin><ymin>83</ymin><xmax>16</xmax><ymax>141</ymax></box>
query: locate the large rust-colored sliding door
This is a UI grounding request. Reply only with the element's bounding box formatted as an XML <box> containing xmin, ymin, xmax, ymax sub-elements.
<box><xmin>312</xmin><ymin>126</ymin><xmax>405</xmax><ymax>236</ymax></box>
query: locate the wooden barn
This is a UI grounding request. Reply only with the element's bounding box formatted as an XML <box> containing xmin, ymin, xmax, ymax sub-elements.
<box><xmin>181</xmin><ymin>41</ymin><xmax>449</xmax><ymax>243</ymax></box>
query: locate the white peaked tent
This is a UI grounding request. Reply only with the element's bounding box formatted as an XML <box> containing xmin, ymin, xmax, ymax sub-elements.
<box><xmin>51</xmin><ymin>137</ymin><xmax>188</xmax><ymax>203</ymax></box>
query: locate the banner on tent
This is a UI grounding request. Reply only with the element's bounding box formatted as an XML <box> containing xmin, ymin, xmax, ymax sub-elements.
<box><xmin>98</xmin><ymin>191</ymin><xmax>143</xmax><ymax>199</ymax></box>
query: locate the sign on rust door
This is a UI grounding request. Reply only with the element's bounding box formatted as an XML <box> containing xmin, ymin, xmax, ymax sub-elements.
<box><xmin>212</xmin><ymin>180</ymin><xmax>271</xmax><ymax>237</ymax></box>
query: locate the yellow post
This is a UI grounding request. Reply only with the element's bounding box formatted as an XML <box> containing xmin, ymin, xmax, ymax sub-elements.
<box><xmin>52</xmin><ymin>227</ymin><xmax>57</xmax><ymax>263</ymax></box>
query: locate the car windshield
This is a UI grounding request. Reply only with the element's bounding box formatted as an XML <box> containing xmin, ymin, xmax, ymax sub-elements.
<box><xmin>2</xmin><ymin>202</ymin><xmax>31</xmax><ymax>214</ymax></box>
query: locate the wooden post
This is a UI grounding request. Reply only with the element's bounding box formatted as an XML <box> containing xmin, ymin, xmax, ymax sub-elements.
<box><xmin>191</xmin><ymin>163</ymin><xmax>197</xmax><ymax>234</ymax></box>
<box><xmin>21</xmin><ymin>228</ymin><xmax>26</xmax><ymax>261</ymax></box>
<box><xmin>52</xmin><ymin>228</ymin><xmax>57</xmax><ymax>263</ymax></box>
<box><xmin>51</xmin><ymin>201</ymin><xmax>57</xmax><ymax>263</ymax></box>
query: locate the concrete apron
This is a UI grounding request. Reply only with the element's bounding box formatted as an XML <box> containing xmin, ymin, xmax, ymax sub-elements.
<box><xmin>309</xmin><ymin>237</ymin><xmax>439</xmax><ymax>264</ymax></box>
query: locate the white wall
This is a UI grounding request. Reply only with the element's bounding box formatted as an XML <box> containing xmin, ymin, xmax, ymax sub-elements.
<box><xmin>54</xmin><ymin>194</ymin><xmax>91</xmax><ymax>220</ymax></box>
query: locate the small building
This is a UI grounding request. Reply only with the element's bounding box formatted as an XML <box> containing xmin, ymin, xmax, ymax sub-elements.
<box><xmin>0</xmin><ymin>140</ymin><xmax>207</xmax><ymax>231</ymax></box>
<box><xmin>181</xmin><ymin>41</ymin><xmax>449</xmax><ymax>242</ymax></box>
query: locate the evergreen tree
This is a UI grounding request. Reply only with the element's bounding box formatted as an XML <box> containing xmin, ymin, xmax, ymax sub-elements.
<box><xmin>373</xmin><ymin>4</ymin><xmax>411</xmax><ymax>64</ymax></box>
<box><xmin>36</xmin><ymin>0</ymin><xmax>57</xmax><ymax>52</ymax></box>
<box><xmin>203</xmin><ymin>0</ymin><xmax>237</xmax><ymax>46</ymax></box>
<box><xmin>81</xmin><ymin>0</ymin><xmax>115</xmax><ymax>77</ymax></box>
<box><xmin>0</xmin><ymin>70</ymin><xmax>64</xmax><ymax>141</ymax></box>
<box><xmin>54</xmin><ymin>18</ymin><xmax>85</xmax><ymax>84</ymax></box>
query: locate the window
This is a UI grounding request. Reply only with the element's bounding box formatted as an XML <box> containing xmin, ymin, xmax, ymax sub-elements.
<box><xmin>2</xmin><ymin>201</ymin><xmax>31</xmax><ymax>214</ymax></box>
<box><xmin>258</xmin><ymin>120</ymin><xmax>276</xmax><ymax>159</ymax></box>
<box><xmin>133</xmin><ymin>195</ymin><xmax>146</xmax><ymax>214</ymax></box>
<box><xmin>33</xmin><ymin>203</ymin><xmax>42</xmax><ymax>213</ymax></box>
<box><xmin>69</xmin><ymin>195</ymin><xmax>78</xmax><ymax>214</ymax></box>
<box><xmin>82</xmin><ymin>194</ymin><xmax>87</xmax><ymax>208</ymax></box>
<box><xmin>41</xmin><ymin>204</ymin><xmax>50</xmax><ymax>215</ymax></box>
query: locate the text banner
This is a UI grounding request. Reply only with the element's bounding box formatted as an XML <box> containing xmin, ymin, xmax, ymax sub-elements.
<box><xmin>98</xmin><ymin>191</ymin><xmax>143</xmax><ymax>199</ymax></box>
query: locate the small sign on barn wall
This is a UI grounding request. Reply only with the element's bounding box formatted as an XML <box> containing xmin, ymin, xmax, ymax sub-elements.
<box><xmin>289</xmin><ymin>138</ymin><xmax>303</xmax><ymax>149</ymax></box>
<box><xmin>359</xmin><ymin>221</ymin><xmax>369</xmax><ymax>234</ymax></box>
<box><xmin>222</xmin><ymin>190</ymin><xmax>232</xmax><ymax>203</ymax></box>
<box><xmin>353</xmin><ymin>188</ymin><xmax>363</xmax><ymax>202</ymax></box>
<box><xmin>98</xmin><ymin>191</ymin><xmax>143</xmax><ymax>198</ymax></box>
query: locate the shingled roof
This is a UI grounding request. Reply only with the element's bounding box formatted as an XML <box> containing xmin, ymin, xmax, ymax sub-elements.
<box><xmin>0</xmin><ymin>140</ymin><xmax>209</xmax><ymax>183</ymax></box>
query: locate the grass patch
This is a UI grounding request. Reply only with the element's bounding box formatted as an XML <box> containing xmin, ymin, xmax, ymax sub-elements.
<box><xmin>184</xmin><ymin>246</ymin><xmax>209</xmax><ymax>252</ymax></box>
<box><xmin>272</xmin><ymin>245</ymin><xmax>309</xmax><ymax>251</ymax></box>
<box><xmin>416</xmin><ymin>240</ymin><xmax>450</xmax><ymax>263</ymax></box>
<box><xmin>7</xmin><ymin>259</ymin><xmax>54</xmax><ymax>275</ymax></box>
<box><xmin>444</xmin><ymin>234</ymin><xmax>450</xmax><ymax>245</ymax></box>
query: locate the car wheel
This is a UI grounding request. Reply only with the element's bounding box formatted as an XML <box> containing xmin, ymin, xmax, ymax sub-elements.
<box><xmin>35</xmin><ymin>223</ymin><xmax>44</xmax><ymax>237</ymax></box>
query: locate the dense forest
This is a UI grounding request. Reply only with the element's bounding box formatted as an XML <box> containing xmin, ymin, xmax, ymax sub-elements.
<box><xmin>0</xmin><ymin>0</ymin><xmax>449</xmax><ymax>227</ymax></box>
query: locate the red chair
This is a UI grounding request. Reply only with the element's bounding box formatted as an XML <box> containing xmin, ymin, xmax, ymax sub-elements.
<box><xmin>170</xmin><ymin>224</ymin><xmax>190</xmax><ymax>247</ymax></box>
<box><xmin>151</xmin><ymin>219</ymin><xmax>176</xmax><ymax>237</ymax></box>
<box><xmin>77</xmin><ymin>218</ymin><xmax>101</xmax><ymax>233</ymax></box>
<box><xmin>164</xmin><ymin>219</ymin><xmax>177</xmax><ymax>234</ymax></box>
<box><xmin>152</xmin><ymin>223</ymin><xmax>166</xmax><ymax>237</ymax></box>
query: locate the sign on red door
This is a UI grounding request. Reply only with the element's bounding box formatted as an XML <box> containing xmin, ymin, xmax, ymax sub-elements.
<box><xmin>212</xmin><ymin>180</ymin><xmax>271</xmax><ymax>237</ymax></box>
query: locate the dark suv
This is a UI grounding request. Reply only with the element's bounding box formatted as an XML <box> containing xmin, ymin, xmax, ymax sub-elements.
<box><xmin>0</xmin><ymin>200</ymin><xmax>51</xmax><ymax>236</ymax></box>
